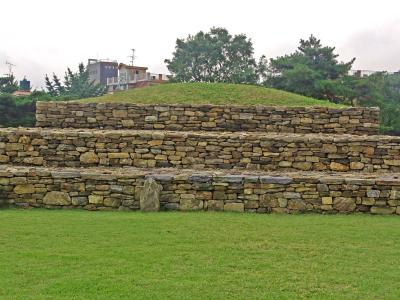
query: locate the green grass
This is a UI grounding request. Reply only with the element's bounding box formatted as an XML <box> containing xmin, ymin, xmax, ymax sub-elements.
<box><xmin>80</xmin><ymin>83</ymin><xmax>345</xmax><ymax>107</ymax></box>
<box><xmin>1</xmin><ymin>210</ymin><xmax>399</xmax><ymax>299</ymax></box>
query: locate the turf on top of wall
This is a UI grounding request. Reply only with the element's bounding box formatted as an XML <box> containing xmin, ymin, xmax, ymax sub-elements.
<box><xmin>80</xmin><ymin>83</ymin><xmax>345</xmax><ymax>107</ymax></box>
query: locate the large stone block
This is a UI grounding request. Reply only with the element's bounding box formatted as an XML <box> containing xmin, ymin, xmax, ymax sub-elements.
<box><xmin>140</xmin><ymin>178</ymin><xmax>162</xmax><ymax>212</ymax></box>
<box><xmin>224</xmin><ymin>203</ymin><xmax>244</xmax><ymax>212</ymax></box>
<box><xmin>43</xmin><ymin>191</ymin><xmax>71</xmax><ymax>206</ymax></box>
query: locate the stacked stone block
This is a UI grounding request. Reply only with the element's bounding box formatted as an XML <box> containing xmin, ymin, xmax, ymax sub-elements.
<box><xmin>0</xmin><ymin>128</ymin><xmax>400</xmax><ymax>172</ymax></box>
<box><xmin>2</xmin><ymin>101</ymin><xmax>399</xmax><ymax>215</ymax></box>
<box><xmin>36</xmin><ymin>102</ymin><xmax>379</xmax><ymax>135</ymax></box>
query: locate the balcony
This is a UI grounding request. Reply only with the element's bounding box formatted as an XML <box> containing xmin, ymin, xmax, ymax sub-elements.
<box><xmin>107</xmin><ymin>73</ymin><xmax>169</xmax><ymax>86</ymax></box>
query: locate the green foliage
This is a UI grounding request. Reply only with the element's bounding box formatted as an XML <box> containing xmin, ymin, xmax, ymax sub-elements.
<box><xmin>0</xmin><ymin>74</ymin><xmax>18</xmax><ymax>94</ymax></box>
<box><xmin>45</xmin><ymin>63</ymin><xmax>106</xmax><ymax>99</ymax></box>
<box><xmin>266</xmin><ymin>35</ymin><xmax>355</xmax><ymax>100</ymax></box>
<box><xmin>0</xmin><ymin>94</ymin><xmax>35</xmax><ymax>127</ymax></box>
<box><xmin>165</xmin><ymin>27</ymin><xmax>266</xmax><ymax>84</ymax></box>
<box><xmin>318</xmin><ymin>72</ymin><xmax>400</xmax><ymax>133</ymax></box>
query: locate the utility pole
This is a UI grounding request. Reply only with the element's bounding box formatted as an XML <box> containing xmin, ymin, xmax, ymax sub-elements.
<box><xmin>5</xmin><ymin>61</ymin><xmax>16</xmax><ymax>76</ymax></box>
<box><xmin>128</xmin><ymin>49</ymin><xmax>135</xmax><ymax>66</ymax></box>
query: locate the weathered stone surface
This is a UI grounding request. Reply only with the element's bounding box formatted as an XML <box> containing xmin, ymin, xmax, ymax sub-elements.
<box><xmin>14</xmin><ymin>184</ymin><xmax>35</xmax><ymax>194</ymax></box>
<box><xmin>322</xmin><ymin>197</ymin><xmax>333</xmax><ymax>205</ymax></box>
<box><xmin>36</xmin><ymin>102</ymin><xmax>380</xmax><ymax>135</ymax></box>
<box><xmin>350</xmin><ymin>162</ymin><xmax>365</xmax><ymax>170</ymax></box>
<box><xmin>224</xmin><ymin>203</ymin><xmax>244</xmax><ymax>212</ymax></box>
<box><xmin>370</xmin><ymin>206</ymin><xmax>394</xmax><ymax>214</ymax></box>
<box><xmin>180</xmin><ymin>198</ymin><xmax>203</xmax><ymax>211</ymax></box>
<box><xmin>2</xmin><ymin>128</ymin><xmax>400</xmax><ymax>172</ymax></box>
<box><xmin>287</xmin><ymin>199</ymin><xmax>306</xmax><ymax>211</ymax></box>
<box><xmin>112</xmin><ymin>110</ymin><xmax>127</xmax><ymax>118</ymax></box>
<box><xmin>140</xmin><ymin>178</ymin><xmax>162</xmax><ymax>212</ymax></box>
<box><xmin>366</xmin><ymin>190</ymin><xmax>380</xmax><ymax>198</ymax></box>
<box><xmin>43</xmin><ymin>191</ymin><xmax>71</xmax><ymax>205</ymax></box>
<box><xmin>333</xmin><ymin>197</ymin><xmax>356</xmax><ymax>212</ymax></box>
<box><xmin>330</xmin><ymin>162</ymin><xmax>349</xmax><ymax>172</ymax></box>
<box><xmin>260</xmin><ymin>176</ymin><xmax>293</xmax><ymax>185</ymax></box>
<box><xmin>2</xmin><ymin>165</ymin><xmax>400</xmax><ymax>215</ymax></box>
<box><xmin>71</xmin><ymin>196</ymin><xmax>87</xmax><ymax>206</ymax></box>
<box><xmin>88</xmin><ymin>195</ymin><xmax>103</xmax><ymax>205</ymax></box>
<box><xmin>80</xmin><ymin>152</ymin><xmax>99</xmax><ymax>164</ymax></box>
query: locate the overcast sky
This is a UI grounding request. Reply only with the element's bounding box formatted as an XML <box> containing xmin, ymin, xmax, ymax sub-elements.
<box><xmin>1</xmin><ymin>0</ymin><xmax>400</xmax><ymax>88</ymax></box>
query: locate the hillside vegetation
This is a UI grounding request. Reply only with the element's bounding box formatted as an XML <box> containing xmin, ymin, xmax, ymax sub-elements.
<box><xmin>80</xmin><ymin>83</ymin><xmax>345</xmax><ymax>107</ymax></box>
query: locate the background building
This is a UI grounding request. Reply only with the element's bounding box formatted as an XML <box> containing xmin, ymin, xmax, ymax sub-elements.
<box><xmin>107</xmin><ymin>63</ymin><xmax>168</xmax><ymax>91</ymax></box>
<box><xmin>87</xmin><ymin>59</ymin><xmax>118</xmax><ymax>85</ymax></box>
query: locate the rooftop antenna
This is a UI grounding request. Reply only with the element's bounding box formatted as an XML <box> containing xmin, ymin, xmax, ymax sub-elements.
<box><xmin>5</xmin><ymin>61</ymin><xmax>16</xmax><ymax>76</ymax></box>
<box><xmin>128</xmin><ymin>49</ymin><xmax>136</xmax><ymax>66</ymax></box>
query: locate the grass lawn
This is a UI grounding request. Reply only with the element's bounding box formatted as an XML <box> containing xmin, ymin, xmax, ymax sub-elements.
<box><xmin>0</xmin><ymin>210</ymin><xmax>399</xmax><ymax>299</ymax></box>
<box><xmin>80</xmin><ymin>82</ymin><xmax>345</xmax><ymax>107</ymax></box>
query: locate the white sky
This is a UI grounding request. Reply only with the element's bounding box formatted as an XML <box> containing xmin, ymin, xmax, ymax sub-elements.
<box><xmin>1</xmin><ymin>0</ymin><xmax>400</xmax><ymax>88</ymax></box>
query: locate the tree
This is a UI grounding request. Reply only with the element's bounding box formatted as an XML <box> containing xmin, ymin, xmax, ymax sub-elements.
<box><xmin>45</xmin><ymin>63</ymin><xmax>106</xmax><ymax>99</ymax></box>
<box><xmin>266</xmin><ymin>35</ymin><xmax>355</xmax><ymax>100</ymax></box>
<box><xmin>165</xmin><ymin>27</ymin><xmax>266</xmax><ymax>84</ymax></box>
<box><xmin>0</xmin><ymin>74</ymin><xmax>19</xmax><ymax>94</ymax></box>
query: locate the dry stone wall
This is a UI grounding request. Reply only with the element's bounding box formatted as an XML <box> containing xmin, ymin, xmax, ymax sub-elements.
<box><xmin>1</xmin><ymin>100</ymin><xmax>398</xmax><ymax>215</ymax></box>
<box><xmin>1</xmin><ymin>128</ymin><xmax>399</xmax><ymax>172</ymax></box>
<box><xmin>36</xmin><ymin>102</ymin><xmax>380</xmax><ymax>135</ymax></box>
<box><xmin>1</xmin><ymin>166</ymin><xmax>399</xmax><ymax>214</ymax></box>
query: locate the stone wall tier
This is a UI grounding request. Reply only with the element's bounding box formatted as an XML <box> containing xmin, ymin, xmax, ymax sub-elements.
<box><xmin>36</xmin><ymin>102</ymin><xmax>380</xmax><ymax>135</ymax></box>
<box><xmin>0</xmin><ymin>128</ymin><xmax>399</xmax><ymax>172</ymax></box>
<box><xmin>1</xmin><ymin>165</ymin><xmax>400</xmax><ymax>215</ymax></box>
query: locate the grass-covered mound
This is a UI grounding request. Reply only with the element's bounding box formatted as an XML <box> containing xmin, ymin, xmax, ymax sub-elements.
<box><xmin>1</xmin><ymin>210</ymin><xmax>399</xmax><ymax>299</ymax></box>
<box><xmin>80</xmin><ymin>83</ymin><xmax>345</xmax><ymax>107</ymax></box>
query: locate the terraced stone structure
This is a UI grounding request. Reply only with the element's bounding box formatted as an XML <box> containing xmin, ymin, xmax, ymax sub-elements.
<box><xmin>2</xmin><ymin>100</ymin><xmax>400</xmax><ymax>215</ymax></box>
<box><xmin>36</xmin><ymin>102</ymin><xmax>380</xmax><ymax>135</ymax></box>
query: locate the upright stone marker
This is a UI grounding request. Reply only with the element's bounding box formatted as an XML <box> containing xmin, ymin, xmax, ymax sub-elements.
<box><xmin>140</xmin><ymin>178</ymin><xmax>162</xmax><ymax>212</ymax></box>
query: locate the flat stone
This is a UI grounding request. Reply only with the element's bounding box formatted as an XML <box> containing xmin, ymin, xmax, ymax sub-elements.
<box><xmin>108</xmin><ymin>152</ymin><xmax>130</xmax><ymax>159</ymax></box>
<box><xmin>283</xmin><ymin>192</ymin><xmax>301</xmax><ymax>199</ymax></box>
<box><xmin>188</xmin><ymin>175</ymin><xmax>212</xmax><ymax>183</ymax></box>
<box><xmin>14</xmin><ymin>184</ymin><xmax>35</xmax><ymax>194</ymax></box>
<box><xmin>224</xmin><ymin>203</ymin><xmax>244</xmax><ymax>212</ymax></box>
<box><xmin>370</xmin><ymin>206</ymin><xmax>394</xmax><ymax>215</ymax></box>
<box><xmin>112</xmin><ymin>110</ymin><xmax>128</xmax><ymax>118</ymax></box>
<box><xmin>214</xmin><ymin>175</ymin><xmax>243</xmax><ymax>183</ymax></box>
<box><xmin>146</xmin><ymin>174</ymin><xmax>174</xmax><ymax>182</ymax></box>
<box><xmin>260</xmin><ymin>176</ymin><xmax>293</xmax><ymax>185</ymax></box>
<box><xmin>51</xmin><ymin>171</ymin><xmax>81</xmax><ymax>179</ymax></box>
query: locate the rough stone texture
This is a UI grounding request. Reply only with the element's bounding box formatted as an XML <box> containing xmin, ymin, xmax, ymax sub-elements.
<box><xmin>140</xmin><ymin>178</ymin><xmax>162</xmax><ymax>212</ymax></box>
<box><xmin>1</xmin><ymin>165</ymin><xmax>400</xmax><ymax>215</ymax></box>
<box><xmin>80</xmin><ymin>152</ymin><xmax>99</xmax><ymax>164</ymax></box>
<box><xmin>36</xmin><ymin>102</ymin><xmax>379</xmax><ymax>135</ymax></box>
<box><xmin>43</xmin><ymin>191</ymin><xmax>71</xmax><ymax>205</ymax></box>
<box><xmin>1</xmin><ymin>128</ymin><xmax>400</xmax><ymax>172</ymax></box>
